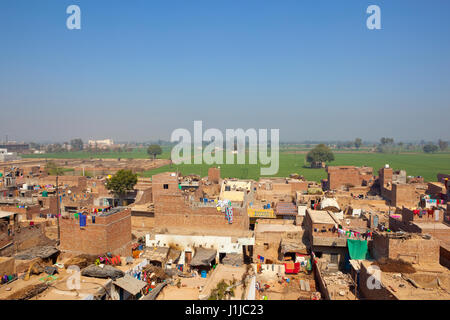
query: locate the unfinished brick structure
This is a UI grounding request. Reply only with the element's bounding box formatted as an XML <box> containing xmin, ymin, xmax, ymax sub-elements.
<box><xmin>400</xmin><ymin>207</ymin><xmax>444</xmax><ymax>224</ymax></box>
<box><xmin>304</xmin><ymin>209</ymin><xmax>347</xmax><ymax>269</ymax></box>
<box><xmin>0</xmin><ymin>204</ymin><xmax>41</xmax><ymax>220</ymax></box>
<box><xmin>0</xmin><ymin>257</ymin><xmax>15</xmax><ymax>276</ymax></box>
<box><xmin>391</xmin><ymin>184</ymin><xmax>420</xmax><ymax>208</ymax></box>
<box><xmin>60</xmin><ymin>207</ymin><xmax>132</xmax><ymax>256</ymax></box>
<box><xmin>253</xmin><ymin>219</ymin><xmax>304</xmax><ymax>263</ymax></box>
<box><xmin>358</xmin><ymin>261</ymin><xmax>397</xmax><ymax>300</ymax></box>
<box><xmin>152</xmin><ymin>172</ymin><xmax>249</xmax><ymax>231</ymax></box>
<box><xmin>371</xmin><ymin>232</ymin><xmax>440</xmax><ymax>264</ymax></box>
<box><xmin>37</xmin><ymin>176</ymin><xmax>88</xmax><ymax>189</ymax></box>
<box><xmin>326</xmin><ymin>166</ymin><xmax>374</xmax><ymax>191</ymax></box>
<box><xmin>208</xmin><ymin>167</ymin><xmax>221</xmax><ymax>184</ymax></box>
<box><xmin>379</xmin><ymin>167</ymin><xmax>406</xmax><ymax>187</ymax></box>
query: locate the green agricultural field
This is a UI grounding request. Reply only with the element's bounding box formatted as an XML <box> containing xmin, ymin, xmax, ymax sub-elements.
<box><xmin>23</xmin><ymin>148</ymin><xmax>450</xmax><ymax>182</ymax></box>
<box><xmin>140</xmin><ymin>151</ymin><xmax>450</xmax><ymax>182</ymax></box>
<box><xmin>22</xmin><ymin>147</ymin><xmax>172</xmax><ymax>160</ymax></box>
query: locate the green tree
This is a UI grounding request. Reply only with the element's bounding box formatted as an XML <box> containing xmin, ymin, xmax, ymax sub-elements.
<box><xmin>70</xmin><ymin>138</ymin><xmax>84</xmax><ymax>151</ymax></box>
<box><xmin>105</xmin><ymin>169</ymin><xmax>138</xmax><ymax>205</ymax></box>
<box><xmin>438</xmin><ymin>139</ymin><xmax>448</xmax><ymax>151</ymax></box>
<box><xmin>354</xmin><ymin>138</ymin><xmax>362</xmax><ymax>149</ymax></box>
<box><xmin>380</xmin><ymin>137</ymin><xmax>394</xmax><ymax>145</ymax></box>
<box><xmin>147</xmin><ymin>144</ymin><xmax>162</xmax><ymax>160</ymax></box>
<box><xmin>306</xmin><ymin>144</ymin><xmax>334</xmax><ymax>167</ymax></box>
<box><xmin>423</xmin><ymin>143</ymin><xmax>439</xmax><ymax>153</ymax></box>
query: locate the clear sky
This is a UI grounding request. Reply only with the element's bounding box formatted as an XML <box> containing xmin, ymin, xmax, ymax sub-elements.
<box><xmin>0</xmin><ymin>0</ymin><xmax>449</xmax><ymax>143</ymax></box>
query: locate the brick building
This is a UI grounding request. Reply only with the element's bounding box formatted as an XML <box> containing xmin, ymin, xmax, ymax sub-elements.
<box><xmin>304</xmin><ymin>209</ymin><xmax>347</xmax><ymax>269</ymax></box>
<box><xmin>325</xmin><ymin>166</ymin><xmax>374</xmax><ymax>191</ymax></box>
<box><xmin>59</xmin><ymin>207</ymin><xmax>132</xmax><ymax>256</ymax></box>
<box><xmin>152</xmin><ymin>172</ymin><xmax>249</xmax><ymax>231</ymax></box>
<box><xmin>371</xmin><ymin>231</ymin><xmax>440</xmax><ymax>264</ymax></box>
<box><xmin>208</xmin><ymin>167</ymin><xmax>221</xmax><ymax>184</ymax></box>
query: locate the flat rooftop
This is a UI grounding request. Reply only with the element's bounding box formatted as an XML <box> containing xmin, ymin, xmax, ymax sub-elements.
<box><xmin>255</xmin><ymin>223</ymin><xmax>302</xmax><ymax>233</ymax></box>
<box><xmin>308</xmin><ymin>210</ymin><xmax>336</xmax><ymax>224</ymax></box>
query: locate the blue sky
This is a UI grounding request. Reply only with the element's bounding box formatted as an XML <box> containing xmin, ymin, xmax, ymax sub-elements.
<box><xmin>0</xmin><ymin>0</ymin><xmax>449</xmax><ymax>143</ymax></box>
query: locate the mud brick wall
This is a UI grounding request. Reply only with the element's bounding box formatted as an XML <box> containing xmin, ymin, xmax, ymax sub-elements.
<box><xmin>208</xmin><ymin>167</ymin><xmax>221</xmax><ymax>184</ymax></box>
<box><xmin>154</xmin><ymin>193</ymin><xmax>249</xmax><ymax>230</ymax></box>
<box><xmin>401</xmin><ymin>207</ymin><xmax>444</xmax><ymax>223</ymax></box>
<box><xmin>60</xmin><ymin>208</ymin><xmax>132</xmax><ymax>256</ymax></box>
<box><xmin>0</xmin><ymin>204</ymin><xmax>41</xmax><ymax>220</ymax></box>
<box><xmin>0</xmin><ymin>257</ymin><xmax>15</xmax><ymax>275</ymax></box>
<box><xmin>389</xmin><ymin>238</ymin><xmax>440</xmax><ymax>264</ymax></box>
<box><xmin>289</xmin><ymin>181</ymin><xmax>309</xmax><ymax>193</ymax></box>
<box><xmin>327</xmin><ymin>166</ymin><xmax>368</xmax><ymax>190</ymax></box>
<box><xmin>391</xmin><ymin>184</ymin><xmax>419</xmax><ymax>208</ymax></box>
<box><xmin>371</xmin><ymin>233</ymin><xmax>440</xmax><ymax>264</ymax></box>
<box><xmin>0</xmin><ymin>221</ymin><xmax>12</xmax><ymax>248</ymax></box>
<box><xmin>359</xmin><ymin>262</ymin><xmax>397</xmax><ymax>300</ymax></box>
<box><xmin>13</xmin><ymin>222</ymin><xmax>51</xmax><ymax>252</ymax></box>
<box><xmin>38</xmin><ymin>176</ymin><xmax>87</xmax><ymax>189</ymax></box>
<box><xmin>440</xmin><ymin>246</ymin><xmax>450</xmax><ymax>269</ymax></box>
<box><xmin>131</xmin><ymin>216</ymin><xmax>155</xmax><ymax>230</ymax></box>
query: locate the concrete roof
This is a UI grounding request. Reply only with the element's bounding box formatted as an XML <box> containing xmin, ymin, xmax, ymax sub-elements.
<box><xmin>308</xmin><ymin>209</ymin><xmax>336</xmax><ymax>224</ymax></box>
<box><xmin>0</xmin><ymin>211</ymin><xmax>16</xmax><ymax>219</ymax></box>
<box><xmin>255</xmin><ymin>223</ymin><xmax>302</xmax><ymax>233</ymax></box>
<box><xmin>113</xmin><ymin>274</ymin><xmax>147</xmax><ymax>296</ymax></box>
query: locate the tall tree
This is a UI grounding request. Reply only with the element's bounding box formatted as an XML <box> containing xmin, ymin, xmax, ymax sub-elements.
<box><xmin>423</xmin><ymin>143</ymin><xmax>439</xmax><ymax>153</ymax></box>
<box><xmin>70</xmin><ymin>138</ymin><xmax>84</xmax><ymax>151</ymax></box>
<box><xmin>105</xmin><ymin>169</ymin><xmax>138</xmax><ymax>205</ymax></box>
<box><xmin>306</xmin><ymin>144</ymin><xmax>334</xmax><ymax>167</ymax></box>
<box><xmin>147</xmin><ymin>144</ymin><xmax>162</xmax><ymax>160</ymax></box>
<box><xmin>380</xmin><ymin>137</ymin><xmax>394</xmax><ymax>145</ymax></box>
<box><xmin>438</xmin><ymin>139</ymin><xmax>448</xmax><ymax>151</ymax></box>
<box><xmin>354</xmin><ymin>138</ymin><xmax>362</xmax><ymax>149</ymax></box>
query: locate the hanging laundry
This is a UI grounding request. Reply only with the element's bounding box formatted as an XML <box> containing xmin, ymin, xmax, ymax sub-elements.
<box><xmin>79</xmin><ymin>214</ymin><xmax>87</xmax><ymax>227</ymax></box>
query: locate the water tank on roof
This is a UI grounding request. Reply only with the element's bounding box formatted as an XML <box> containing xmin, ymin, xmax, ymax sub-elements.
<box><xmin>385</xmin><ymin>164</ymin><xmax>390</xmax><ymax>168</ymax></box>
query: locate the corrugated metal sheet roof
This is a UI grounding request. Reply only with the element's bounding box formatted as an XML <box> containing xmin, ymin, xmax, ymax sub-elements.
<box><xmin>276</xmin><ymin>202</ymin><xmax>297</xmax><ymax>215</ymax></box>
<box><xmin>113</xmin><ymin>274</ymin><xmax>147</xmax><ymax>296</ymax></box>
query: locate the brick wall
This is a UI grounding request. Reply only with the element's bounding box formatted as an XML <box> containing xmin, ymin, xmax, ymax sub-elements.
<box><xmin>359</xmin><ymin>261</ymin><xmax>397</xmax><ymax>300</ymax></box>
<box><xmin>39</xmin><ymin>176</ymin><xmax>87</xmax><ymax>189</ymax></box>
<box><xmin>0</xmin><ymin>204</ymin><xmax>41</xmax><ymax>220</ymax></box>
<box><xmin>327</xmin><ymin>166</ymin><xmax>373</xmax><ymax>190</ymax></box>
<box><xmin>0</xmin><ymin>221</ymin><xmax>11</xmax><ymax>248</ymax></box>
<box><xmin>60</xmin><ymin>208</ymin><xmax>132</xmax><ymax>256</ymax></box>
<box><xmin>391</xmin><ymin>184</ymin><xmax>419</xmax><ymax>208</ymax></box>
<box><xmin>401</xmin><ymin>207</ymin><xmax>444</xmax><ymax>223</ymax></box>
<box><xmin>13</xmin><ymin>222</ymin><xmax>53</xmax><ymax>252</ymax></box>
<box><xmin>152</xmin><ymin>172</ymin><xmax>249</xmax><ymax>231</ymax></box>
<box><xmin>154</xmin><ymin>193</ymin><xmax>249</xmax><ymax>231</ymax></box>
<box><xmin>0</xmin><ymin>257</ymin><xmax>15</xmax><ymax>275</ymax></box>
<box><xmin>371</xmin><ymin>232</ymin><xmax>440</xmax><ymax>264</ymax></box>
<box><xmin>208</xmin><ymin>167</ymin><xmax>221</xmax><ymax>184</ymax></box>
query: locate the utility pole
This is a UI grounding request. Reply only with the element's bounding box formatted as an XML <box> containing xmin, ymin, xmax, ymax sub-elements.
<box><xmin>56</xmin><ymin>174</ymin><xmax>61</xmax><ymax>242</ymax></box>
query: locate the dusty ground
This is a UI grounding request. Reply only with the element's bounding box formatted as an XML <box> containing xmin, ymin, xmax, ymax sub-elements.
<box><xmin>157</xmin><ymin>276</ymin><xmax>208</xmax><ymax>300</ymax></box>
<box><xmin>255</xmin><ymin>272</ymin><xmax>317</xmax><ymax>300</ymax></box>
<box><xmin>199</xmin><ymin>265</ymin><xmax>247</xmax><ymax>300</ymax></box>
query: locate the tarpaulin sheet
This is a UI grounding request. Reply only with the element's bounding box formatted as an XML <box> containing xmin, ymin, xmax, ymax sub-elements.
<box><xmin>347</xmin><ymin>239</ymin><xmax>369</xmax><ymax>260</ymax></box>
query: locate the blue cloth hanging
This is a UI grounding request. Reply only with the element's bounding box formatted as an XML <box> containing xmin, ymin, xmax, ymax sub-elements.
<box><xmin>79</xmin><ymin>214</ymin><xmax>87</xmax><ymax>227</ymax></box>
